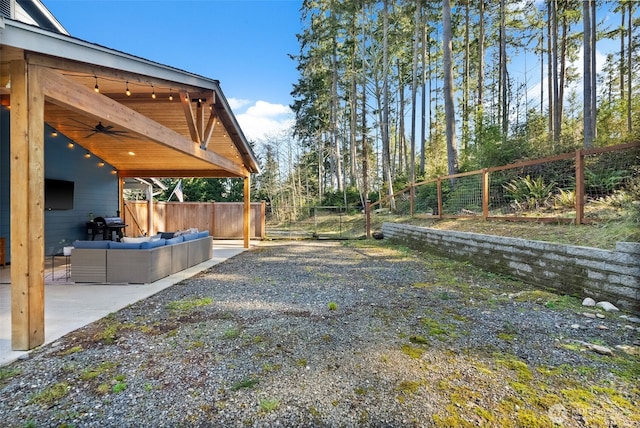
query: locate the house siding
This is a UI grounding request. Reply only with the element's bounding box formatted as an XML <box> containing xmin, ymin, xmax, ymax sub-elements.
<box><xmin>0</xmin><ymin>109</ymin><xmax>119</xmax><ymax>261</ymax></box>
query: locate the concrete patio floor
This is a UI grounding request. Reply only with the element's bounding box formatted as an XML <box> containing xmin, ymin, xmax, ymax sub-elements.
<box><xmin>0</xmin><ymin>240</ymin><xmax>255</xmax><ymax>366</ymax></box>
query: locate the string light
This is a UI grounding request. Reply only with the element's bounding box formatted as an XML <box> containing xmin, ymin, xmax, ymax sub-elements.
<box><xmin>125</xmin><ymin>81</ymin><xmax>131</xmax><ymax>96</ymax></box>
<box><xmin>98</xmin><ymin>161</ymin><xmax>105</xmax><ymax>167</ymax></box>
<box><xmin>51</xmin><ymin>129</ymin><xmax>58</xmax><ymax>137</ymax></box>
<box><xmin>151</xmin><ymin>85</ymin><xmax>156</xmax><ymax>99</ymax></box>
<box><xmin>94</xmin><ymin>76</ymin><xmax>99</xmax><ymax>93</ymax></box>
<box><xmin>84</xmin><ymin>152</ymin><xmax>91</xmax><ymax>158</ymax></box>
<box><xmin>67</xmin><ymin>142</ymin><xmax>74</xmax><ymax>148</ymax></box>
<box><xmin>169</xmin><ymin>89</ymin><xmax>173</xmax><ymax>101</ymax></box>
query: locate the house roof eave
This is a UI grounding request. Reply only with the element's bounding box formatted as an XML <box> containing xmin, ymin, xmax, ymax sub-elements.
<box><xmin>1</xmin><ymin>18</ymin><xmax>261</xmax><ymax>175</ymax></box>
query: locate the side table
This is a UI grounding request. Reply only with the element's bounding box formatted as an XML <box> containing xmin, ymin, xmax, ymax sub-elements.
<box><xmin>51</xmin><ymin>253</ymin><xmax>71</xmax><ymax>281</ymax></box>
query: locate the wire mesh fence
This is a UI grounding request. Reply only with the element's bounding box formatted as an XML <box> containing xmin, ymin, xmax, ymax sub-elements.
<box><xmin>371</xmin><ymin>141</ymin><xmax>640</xmax><ymax>225</ymax></box>
<box><xmin>266</xmin><ymin>206</ymin><xmax>366</xmax><ymax>240</ymax></box>
<box><xmin>266</xmin><ymin>142</ymin><xmax>638</xmax><ymax>240</ymax></box>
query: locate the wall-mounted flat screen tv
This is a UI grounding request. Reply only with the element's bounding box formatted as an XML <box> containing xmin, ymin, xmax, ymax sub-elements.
<box><xmin>45</xmin><ymin>179</ymin><xmax>74</xmax><ymax>210</ymax></box>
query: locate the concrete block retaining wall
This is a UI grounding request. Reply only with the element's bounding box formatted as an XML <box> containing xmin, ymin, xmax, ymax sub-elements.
<box><xmin>381</xmin><ymin>223</ymin><xmax>640</xmax><ymax>314</ymax></box>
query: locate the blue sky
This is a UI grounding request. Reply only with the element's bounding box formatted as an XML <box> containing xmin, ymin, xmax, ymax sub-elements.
<box><xmin>44</xmin><ymin>0</ymin><xmax>302</xmax><ymax>142</ymax></box>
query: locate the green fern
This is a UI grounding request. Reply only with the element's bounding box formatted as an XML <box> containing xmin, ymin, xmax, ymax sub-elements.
<box><xmin>503</xmin><ymin>175</ymin><xmax>555</xmax><ymax>210</ymax></box>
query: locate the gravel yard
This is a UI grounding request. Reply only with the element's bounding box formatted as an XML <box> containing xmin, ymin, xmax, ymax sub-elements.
<box><xmin>1</xmin><ymin>240</ymin><xmax>638</xmax><ymax>427</ymax></box>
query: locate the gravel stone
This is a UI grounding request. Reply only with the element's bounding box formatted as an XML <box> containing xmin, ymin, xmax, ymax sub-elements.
<box><xmin>0</xmin><ymin>241</ymin><xmax>638</xmax><ymax>427</ymax></box>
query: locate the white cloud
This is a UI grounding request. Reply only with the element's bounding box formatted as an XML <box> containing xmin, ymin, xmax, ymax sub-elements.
<box><xmin>233</xmin><ymin>100</ymin><xmax>293</xmax><ymax>142</ymax></box>
<box><xmin>227</xmin><ymin>97</ymin><xmax>251</xmax><ymax>111</ymax></box>
<box><xmin>526</xmin><ymin>45</ymin><xmax>608</xmax><ymax>109</ymax></box>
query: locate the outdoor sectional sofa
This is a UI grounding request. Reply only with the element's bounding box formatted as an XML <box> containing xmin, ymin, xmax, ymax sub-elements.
<box><xmin>70</xmin><ymin>231</ymin><xmax>212</xmax><ymax>284</ymax></box>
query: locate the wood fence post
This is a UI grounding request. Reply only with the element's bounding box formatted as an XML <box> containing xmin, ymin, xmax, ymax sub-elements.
<box><xmin>365</xmin><ymin>200</ymin><xmax>371</xmax><ymax>239</ymax></box>
<box><xmin>260</xmin><ymin>201</ymin><xmax>266</xmax><ymax>239</ymax></box>
<box><xmin>575</xmin><ymin>149</ymin><xmax>585</xmax><ymax>225</ymax></box>
<box><xmin>410</xmin><ymin>183</ymin><xmax>415</xmax><ymax>217</ymax></box>
<box><xmin>482</xmin><ymin>169</ymin><xmax>489</xmax><ymax>220</ymax></box>
<box><xmin>437</xmin><ymin>178</ymin><xmax>443</xmax><ymax>219</ymax></box>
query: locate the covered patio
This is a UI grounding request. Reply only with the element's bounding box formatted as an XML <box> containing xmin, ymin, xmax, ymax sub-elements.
<box><xmin>0</xmin><ymin>240</ymin><xmax>256</xmax><ymax>366</ymax></box>
<box><xmin>1</xmin><ymin>17</ymin><xmax>260</xmax><ymax>351</ymax></box>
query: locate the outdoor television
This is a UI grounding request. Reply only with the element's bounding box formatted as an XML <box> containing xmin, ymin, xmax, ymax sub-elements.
<box><xmin>45</xmin><ymin>179</ymin><xmax>74</xmax><ymax>210</ymax></box>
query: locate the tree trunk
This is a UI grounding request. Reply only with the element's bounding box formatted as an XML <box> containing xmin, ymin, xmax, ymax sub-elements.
<box><xmin>443</xmin><ymin>0</ymin><xmax>458</xmax><ymax>177</ymax></box>
<box><xmin>382</xmin><ymin>0</ymin><xmax>394</xmax><ymax>209</ymax></box>
<box><xmin>349</xmin><ymin>27</ymin><xmax>358</xmax><ymax>188</ymax></box>
<box><xmin>627</xmin><ymin>1</ymin><xmax>633</xmax><ymax>133</ymax></box>
<box><xmin>331</xmin><ymin>40</ymin><xmax>343</xmax><ymax>192</ymax></box>
<box><xmin>410</xmin><ymin>0</ymin><xmax>420</xmax><ymax>185</ymax></box>
<box><xmin>477</xmin><ymin>0</ymin><xmax>485</xmax><ymax>142</ymax></box>
<box><xmin>547</xmin><ymin>1</ymin><xmax>554</xmax><ymax>140</ymax></box>
<box><xmin>620</xmin><ymin>8</ymin><xmax>625</xmax><ymax>101</ymax></box>
<box><xmin>420</xmin><ymin>11</ymin><xmax>427</xmax><ymax>176</ymax></box>
<box><xmin>361</xmin><ymin>1</ymin><xmax>369</xmax><ymax>207</ymax></box>
<box><xmin>590</xmin><ymin>0</ymin><xmax>597</xmax><ymax>139</ymax></box>
<box><xmin>557</xmin><ymin>11</ymin><xmax>568</xmax><ymax>140</ymax></box>
<box><xmin>583</xmin><ymin>0</ymin><xmax>593</xmax><ymax>149</ymax></box>
<box><xmin>552</xmin><ymin>0</ymin><xmax>560</xmax><ymax>145</ymax></box>
<box><xmin>463</xmin><ymin>0</ymin><xmax>470</xmax><ymax>151</ymax></box>
<box><xmin>500</xmin><ymin>0</ymin><xmax>508</xmax><ymax>139</ymax></box>
<box><xmin>540</xmin><ymin>32</ymin><xmax>544</xmax><ymax>117</ymax></box>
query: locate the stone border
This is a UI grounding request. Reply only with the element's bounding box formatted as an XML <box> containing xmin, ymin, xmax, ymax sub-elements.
<box><xmin>382</xmin><ymin>222</ymin><xmax>640</xmax><ymax>314</ymax></box>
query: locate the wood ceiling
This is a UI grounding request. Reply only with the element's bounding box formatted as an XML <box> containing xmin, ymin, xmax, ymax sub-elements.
<box><xmin>1</xmin><ymin>46</ymin><xmax>257</xmax><ymax>179</ymax></box>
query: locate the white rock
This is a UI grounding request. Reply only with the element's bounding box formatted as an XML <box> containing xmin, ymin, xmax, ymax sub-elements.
<box><xmin>596</xmin><ymin>301</ymin><xmax>619</xmax><ymax>312</ymax></box>
<box><xmin>547</xmin><ymin>403</ymin><xmax>567</xmax><ymax>425</ymax></box>
<box><xmin>582</xmin><ymin>312</ymin><xmax>596</xmax><ymax>319</ymax></box>
<box><xmin>582</xmin><ymin>297</ymin><xmax>596</xmax><ymax>307</ymax></box>
<box><xmin>570</xmin><ymin>324</ymin><xmax>581</xmax><ymax>329</ymax></box>
<box><xmin>588</xmin><ymin>344</ymin><xmax>613</xmax><ymax>356</ymax></box>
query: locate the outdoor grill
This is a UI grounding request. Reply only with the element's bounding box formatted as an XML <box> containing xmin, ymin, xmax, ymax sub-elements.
<box><xmin>87</xmin><ymin>216</ymin><xmax>127</xmax><ymax>241</ymax></box>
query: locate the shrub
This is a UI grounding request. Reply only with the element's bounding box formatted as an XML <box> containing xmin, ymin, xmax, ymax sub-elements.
<box><xmin>554</xmin><ymin>188</ymin><xmax>576</xmax><ymax>209</ymax></box>
<box><xmin>503</xmin><ymin>175</ymin><xmax>555</xmax><ymax>211</ymax></box>
<box><xmin>585</xmin><ymin>168</ymin><xmax>629</xmax><ymax>196</ymax></box>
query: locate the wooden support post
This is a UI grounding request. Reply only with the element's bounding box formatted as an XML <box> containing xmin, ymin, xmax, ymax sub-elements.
<box><xmin>575</xmin><ymin>150</ymin><xmax>585</xmax><ymax>225</ymax></box>
<box><xmin>437</xmin><ymin>178</ymin><xmax>443</xmax><ymax>219</ymax></box>
<box><xmin>10</xmin><ymin>60</ymin><xmax>45</xmax><ymax>350</ymax></box>
<box><xmin>243</xmin><ymin>176</ymin><xmax>251</xmax><ymax>249</ymax></box>
<box><xmin>409</xmin><ymin>183</ymin><xmax>415</xmax><ymax>217</ymax></box>
<box><xmin>482</xmin><ymin>169</ymin><xmax>489</xmax><ymax>220</ymax></box>
<box><xmin>260</xmin><ymin>201</ymin><xmax>266</xmax><ymax>239</ymax></box>
<box><xmin>365</xmin><ymin>200</ymin><xmax>371</xmax><ymax>239</ymax></box>
<box><xmin>117</xmin><ymin>176</ymin><xmax>124</xmax><ymax>225</ymax></box>
<box><xmin>147</xmin><ymin>184</ymin><xmax>153</xmax><ymax>236</ymax></box>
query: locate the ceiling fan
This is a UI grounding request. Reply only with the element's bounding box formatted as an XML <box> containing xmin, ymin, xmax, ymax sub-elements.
<box><xmin>65</xmin><ymin>119</ymin><xmax>131</xmax><ymax>140</ymax></box>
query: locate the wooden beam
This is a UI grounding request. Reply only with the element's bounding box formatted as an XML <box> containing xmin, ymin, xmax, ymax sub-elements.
<box><xmin>244</xmin><ymin>175</ymin><xmax>250</xmax><ymax>249</ymax></box>
<box><xmin>118</xmin><ymin>169</ymin><xmax>243</xmax><ymax>178</ymax></box>
<box><xmin>201</xmin><ymin>110</ymin><xmax>217</xmax><ymax>150</ymax></box>
<box><xmin>197</xmin><ymin>100</ymin><xmax>205</xmax><ymax>143</ymax></box>
<box><xmin>26</xmin><ymin>53</ymin><xmax>207</xmax><ymax>95</ymax></box>
<box><xmin>10</xmin><ymin>60</ymin><xmax>45</xmax><ymax>350</ymax></box>
<box><xmin>180</xmin><ymin>91</ymin><xmax>201</xmax><ymax>145</ymax></box>
<box><xmin>39</xmin><ymin>68</ymin><xmax>246</xmax><ymax>177</ymax></box>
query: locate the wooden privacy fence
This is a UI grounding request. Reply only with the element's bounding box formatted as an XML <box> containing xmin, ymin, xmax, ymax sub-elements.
<box><xmin>369</xmin><ymin>141</ymin><xmax>640</xmax><ymax>230</ymax></box>
<box><xmin>122</xmin><ymin>201</ymin><xmax>265</xmax><ymax>239</ymax></box>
